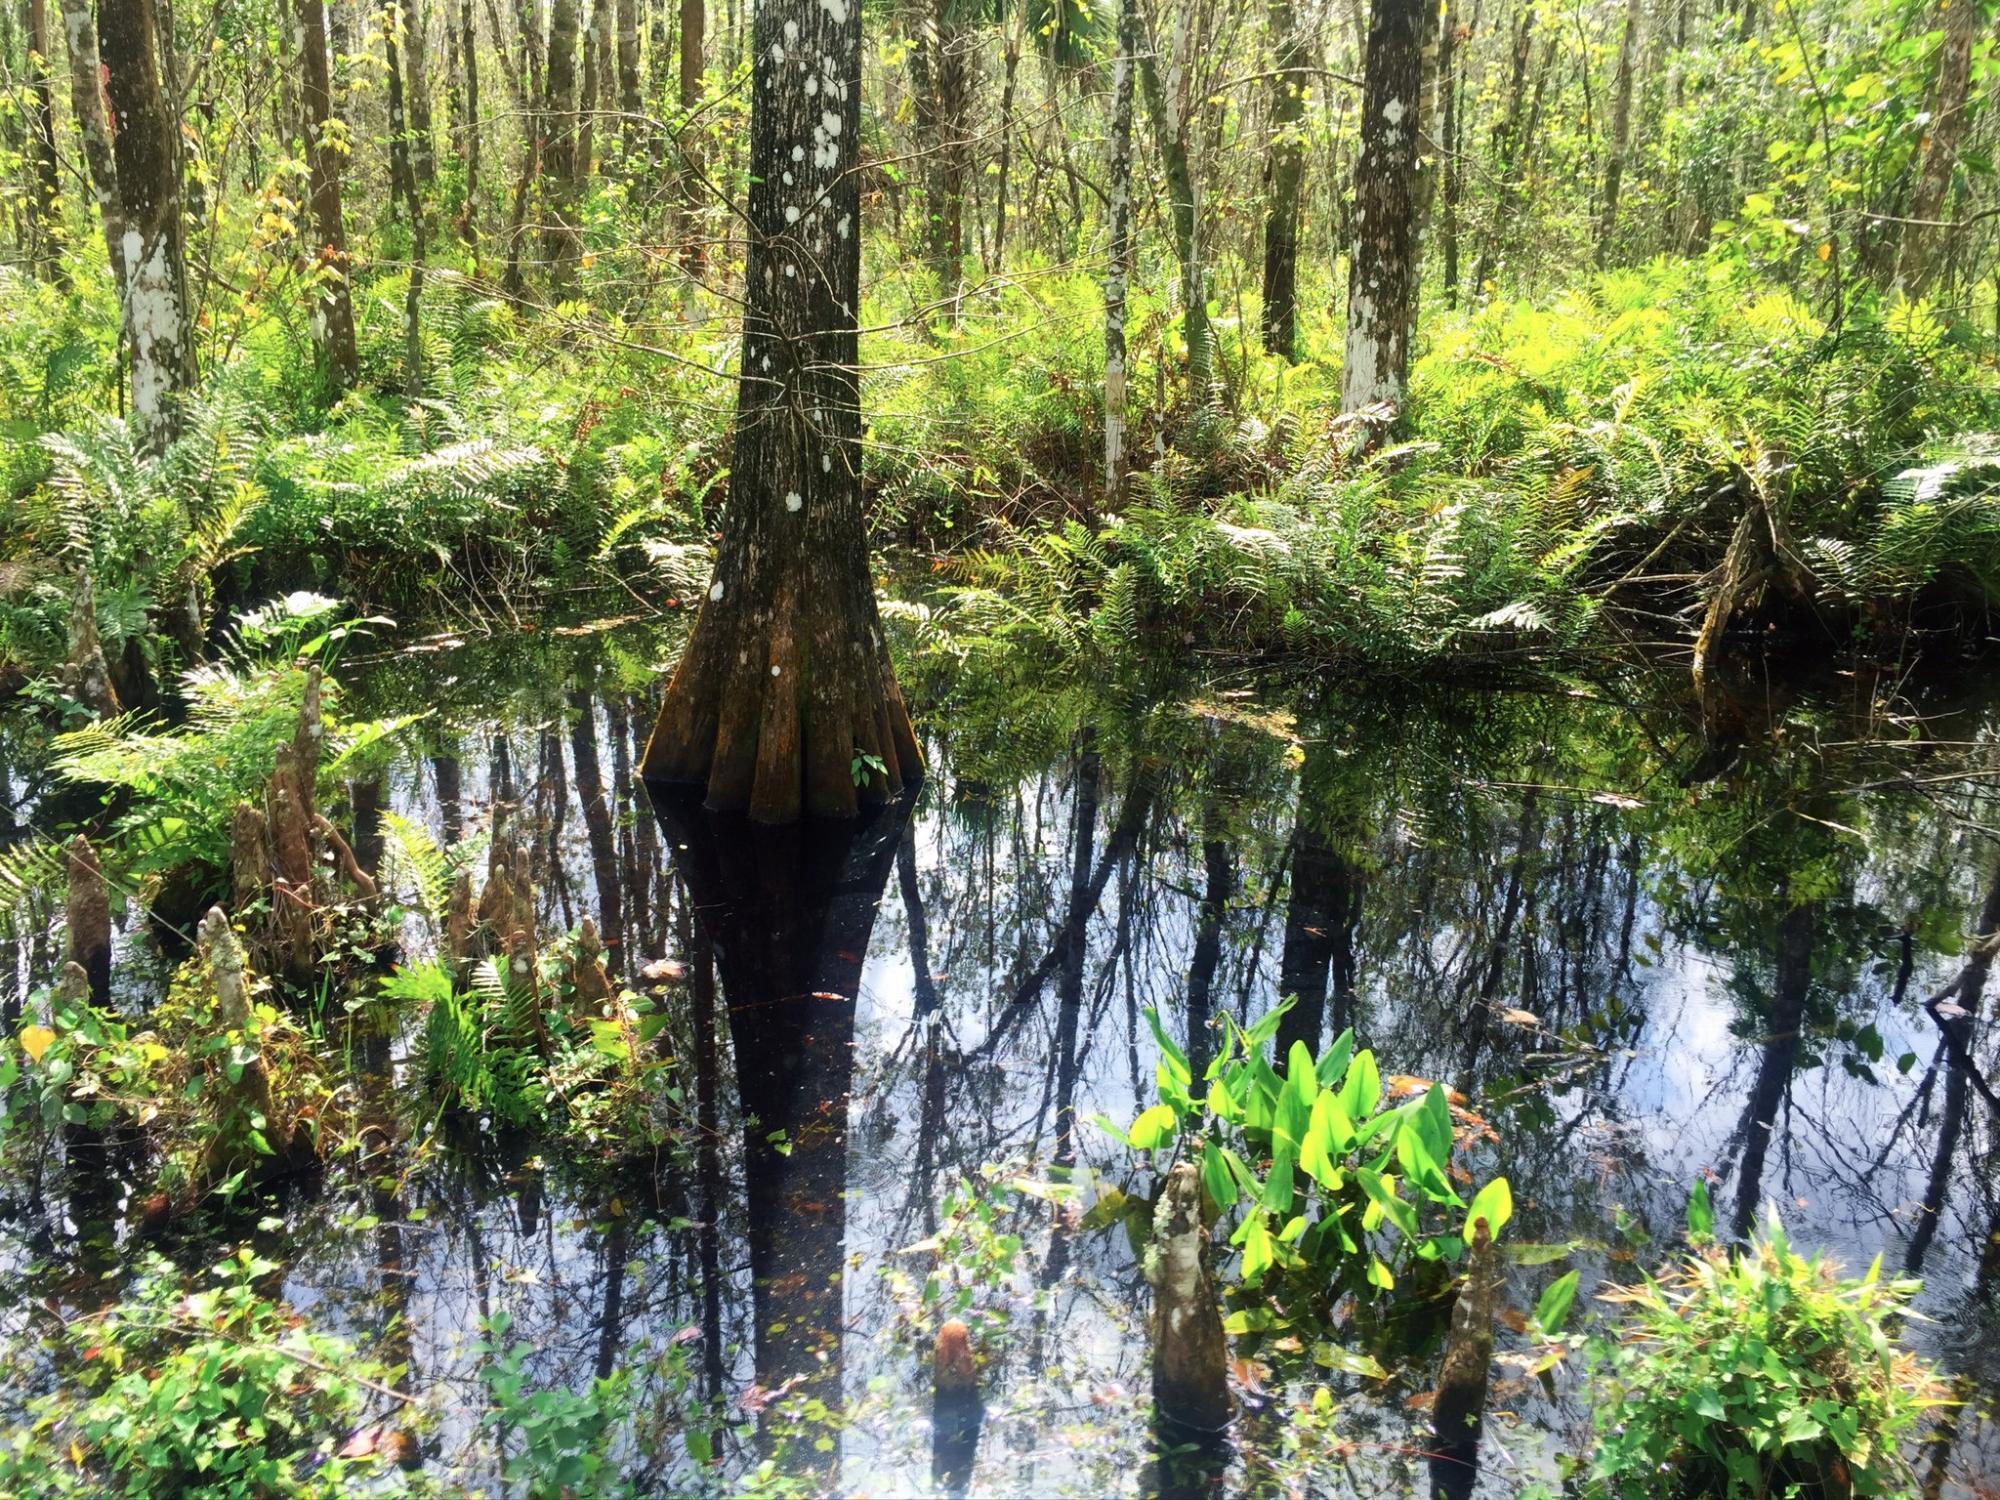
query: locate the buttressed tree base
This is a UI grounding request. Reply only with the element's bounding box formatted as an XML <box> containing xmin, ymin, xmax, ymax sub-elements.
<box><xmin>637</xmin><ymin>0</ymin><xmax>920</xmax><ymax>823</ymax></box>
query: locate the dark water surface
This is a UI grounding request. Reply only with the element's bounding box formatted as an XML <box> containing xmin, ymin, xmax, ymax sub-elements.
<box><xmin>4</xmin><ymin>617</ymin><xmax>1999</xmax><ymax>1496</ymax></box>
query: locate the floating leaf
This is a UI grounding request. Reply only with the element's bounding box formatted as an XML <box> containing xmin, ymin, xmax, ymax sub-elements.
<box><xmin>1313</xmin><ymin>1342</ymin><xmax>1388</xmax><ymax>1379</ymax></box>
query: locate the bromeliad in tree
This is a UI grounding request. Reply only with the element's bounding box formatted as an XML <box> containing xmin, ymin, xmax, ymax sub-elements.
<box><xmin>640</xmin><ymin>0</ymin><xmax>920</xmax><ymax>822</ymax></box>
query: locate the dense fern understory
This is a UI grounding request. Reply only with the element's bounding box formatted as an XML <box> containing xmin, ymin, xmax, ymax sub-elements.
<box><xmin>3</xmin><ymin>251</ymin><xmax>1998</xmax><ymax>722</ymax></box>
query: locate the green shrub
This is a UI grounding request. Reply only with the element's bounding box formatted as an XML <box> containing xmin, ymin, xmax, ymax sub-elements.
<box><xmin>0</xmin><ymin>1249</ymin><xmax>401</xmax><ymax>1497</ymax></box>
<box><xmin>1104</xmin><ymin>999</ymin><xmax>1512</xmax><ymax>1332</ymax></box>
<box><xmin>1584</xmin><ymin>1217</ymin><xmax>1945</xmax><ymax>1499</ymax></box>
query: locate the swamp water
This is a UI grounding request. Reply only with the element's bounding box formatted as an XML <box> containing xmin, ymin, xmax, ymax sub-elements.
<box><xmin>3</xmin><ymin>617</ymin><xmax>1999</xmax><ymax>1497</ymax></box>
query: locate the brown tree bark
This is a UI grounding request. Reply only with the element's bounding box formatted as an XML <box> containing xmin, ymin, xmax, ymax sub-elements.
<box><xmin>640</xmin><ymin>0</ymin><xmax>920</xmax><ymax>822</ymax></box>
<box><xmin>26</xmin><ymin>0</ymin><xmax>63</xmax><ymax>282</ymax></box>
<box><xmin>677</xmin><ymin>0</ymin><xmax>703</xmax><ymax>268</ymax></box>
<box><xmin>1260</xmin><ymin>0</ymin><xmax>1309</xmax><ymax>358</ymax></box>
<box><xmin>1340</xmin><ymin>0</ymin><xmax>1430</xmax><ymax>415</ymax></box>
<box><xmin>99</xmin><ymin>0</ymin><xmax>195</xmax><ymax>444</ymax></box>
<box><xmin>298</xmin><ymin>0</ymin><xmax>361</xmax><ymax>387</ymax></box>
<box><xmin>543</xmin><ymin>0</ymin><xmax>583</xmax><ymax>291</ymax></box>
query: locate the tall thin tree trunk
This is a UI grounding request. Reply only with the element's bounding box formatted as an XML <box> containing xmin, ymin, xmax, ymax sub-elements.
<box><xmin>640</xmin><ymin>0</ymin><xmax>920</xmax><ymax>821</ymax></box>
<box><xmin>1340</xmin><ymin>0</ymin><xmax>1429</xmax><ymax>416</ymax></box>
<box><xmin>1104</xmin><ymin>0</ymin><xmax>1138</xmax><ymax>503</ymax></box>
<box><xmin>1260</xmin><ymin>0</ymin><xmax>1309</xmax><ymax>358</ymax></box>
<box><xmin>1594</xmin><ymin>0</ymin><xmax>1641</xmax><ymax>266</ymax></box>
<box><xmin>298</xmin><ymin>0</ymin><xmax>360</xmax><ymax>387</ymax></box>
<box><xmin>580</xmin><ymin>0</ymin><xmax>603</xmax><ymax>179</ymax></box>
<box><xmin>59</xmin><ymin>0</ymin><xmax>125</xmax><ymax>290</ymax></box>
<box><xmin>402</xmin><ymin>0</ymin><xmax>437</xmax><ymax>189</ymax></box>
<box><xmin>677</xmin><ymin>0</ymin><xmax>703</xmax><ymax>268</ymax></box>
<box><xmin>25</xmin><ymin>0</ymin><xmax>63</xmax><ymax>282</ymax></box>
<box><xmin>100</xmin><ymin>0</ymin><xmax>195</xmax><ymax>445</ymax></box>
<box><xmin>543</xmin><ymin>0</ymin><xmax>582</xmax><ymax>291</ymax></box>
<box><xmin>1896</xmin><ymin>0</ymin><xmax>1979</xmax><ymax>294</ymax></box>
<box><xmin>1139</xmin><ymin>2</ymin><xmax>1211</xmax><ymax>405</ymax></box>
<box><xmin>1470</xmin><ymin>2</ymin><xmax>1532</xmax><ymax>297</ymax></box>
<box><xmin>616</xmin><ymin>0</ymin><xmax>640</xmax><ymax>156</ymax></box>
<box><xmin>992</xmin><ymin>24</ymin><xmax>1019</xmax><ymax>270</ymax></box>
<box><xmin>1439</xmin><ymin>0</ymin><xmax>1463</xmax><ymax>305</ymax></box>
<box><xmin>459</xmin><ymin>0</ymin><xmax>481</xmax><ymax>246</ymax></box>
<box><xmin>386</xmin><ymin>0</ymin><xmax>418</xmax><ymax>215</ymax></box>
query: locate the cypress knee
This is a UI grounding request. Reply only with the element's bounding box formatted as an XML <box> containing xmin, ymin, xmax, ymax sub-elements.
<box><xmin>1147</xmin><ymin>1161</ymin><xmax>1234</xmax><ymax>1431</ymax></box>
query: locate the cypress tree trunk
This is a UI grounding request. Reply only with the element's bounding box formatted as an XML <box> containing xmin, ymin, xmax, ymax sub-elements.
<box><xmin>1340</xmin><ymin>0</ymin><xmax>1428</xmax><ymax>415</ymax></box>
<box><xmin>1470</xmin><ymin>2</ymin><xmax>1532</xmax><ymax>297</ymax></box>
<box><xmin>1104</xmin><ymin>0</ymin><xmax>1138</xmax><ymax>503</ymax></box>
<box><xmin>459</xmin><ymin>0</ymin><xmax>480</xmax><ymax>246</ymax></box>
<box><xmin>580</xmin><ymin>0</ymin><xmax>603</xmax><ymax>178</ymax></box>
<box><xmin>676</xmin><ymin>0</ymin><xmax>703</xmax><ymax>267</ymax></box>
<box><xmin>992</xmin><ymin>23</ymin><xmax>1018</xmax><ymax>270</ymax></box>
<box><xmin>298</xmin><ymin>0</ymin><xmax>361</xmax><ymax>387</ymax></box>
<box><xmin>543</xmin><ymin>0</ymin><xmax>583</xmax><ymax>290</ymax></box>
<box><xmin>1138</xmin><ymin>2</ymin><xmax>1211</xmax><ymax>404</ymax></box>
<box><xmin>921</xmin><ymin>0</ymin><xmax>969</xmax><ymax>289</ymax></box>
<box><xmin>385</xmin><ymin>1</ymin><xmax>418</xmax><ymax>215</ymax></box>
<box><xmin>1260</xmin><ymin>0</ymin><xmax>1309</xmax><ymax>358</ymax></box>
<box><xmin>616</xmin><ymin>0</ymin><xmax>640</xmax><ymax>156</ymax></box>
<box><xmin>502</xmin><ymin>0</ymin><xmax>543</xmax><ymax>295</ymax></box>
<box><xmin>641</xmin><ymin>0</ymin><xmax>920</xmax><ymax>822</ymax></box>
<box><xmin>1438</xmin><ymin>0</ymin><xmax>1462</xmax><ymax>305</ymax></box>
<box><xmin>402</xmin><ymin>0</ymin><xmax>437</xmax><ymax>189</ymax></box>
<box><xmin>1594</xmin><ymin>0</ymin><xmax>1641</xmax><ymax>267</ymax></box>
<box><xmin>1897</xmin><ymin>0</ymin><xmax>1979</xmax><ymax>295</ymax></box>
<box><xmin>59</xmin><ymin>0</ymin><xmax>125</xmax><ymax>289</ymax></box>
<box><xmin>26</xmin><ymin>0</ymin><xmax>63</xmax><ymax>283</ymax></box>
<box><xmin>100</xmin><ymin>0</ymin><xmax>195</xmax><ymax>444</ymax></box>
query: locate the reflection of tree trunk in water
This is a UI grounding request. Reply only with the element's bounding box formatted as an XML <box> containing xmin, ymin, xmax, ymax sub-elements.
<box><xmin>607</xmin><ymin>697</ymin><xmax>644</xmax><ymax>962</ymax></box>
<box><xmin>1274</xmin><ymin>817</ymin><xmax>1363</xmax><ymax>1064</ymax></box>
<box><xmin>432</xmin><ymin>747</ymin><xmax>463</xmax><ymax>846</ymax></box>
<box><xmin>536</xmin><ymin>728</ymin><xmax>571</xmax><ymax>930</ymax></box>
<box><xmin>651</xmin><ymin>788</ymin><xmax>912</xmax><ymax>1470</ymax></box>
<box><xmin>897</xmin><ymin>823</ymin><xmax>949</xmax><ymax>1228</ymax></box>
<box><xmin>1051</xmin><ymin>746</ymin><xmax>1101</xmax><ymax>1166</ymax></box>
<box><xmin>1732</xmin><ymin>903</ymin><xmax>1813</xmax><ymax>1241</ymax></box>
<box><xmin>357</xmin><ymin>1023</ymin><xmax>417</xmax><ymax>1400</ymax></box>
<box><xmin>569</xmin><ymin>685</ymin><xmax>624</xmax><ymax>955</ymax></box>
<box><xmin>687</xmin><ymin>920</ymin><xmax>729</xmax><ymax>1408</ymax></box>
<box><xmin>349</xmin><ymin>776</ymin><xmax>385</xmax><ymax>880</ymax></box>
<box><xmin>1905</xmin><ymin>852</ymin><xmax>2000</xmax><ymax>1273</ymax></box>
<box><xmin>594</xmin><ymin>1216</ymin><xmax>629</xmax><ymax>1379</ymax></box>
<box><xmin>492</xmin><ymin>733</ymin><xmax>515</xmax><ymax>802</ymax></box>
<box><xmin>1457</xmin><ymin>793</ymin><xmax>1538</xmax><ymax>1086</ymax></box>
<box><xmin>1185</xmin><ymin>820</ymin><xmax>1236</xmax><ymax>1084</ymax></box>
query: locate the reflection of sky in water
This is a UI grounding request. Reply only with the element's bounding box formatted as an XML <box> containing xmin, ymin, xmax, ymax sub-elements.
<box><xmin>3</xmin><ymin>645</ymin><xmax>1998</xmax><ymax>1496</ymax></box>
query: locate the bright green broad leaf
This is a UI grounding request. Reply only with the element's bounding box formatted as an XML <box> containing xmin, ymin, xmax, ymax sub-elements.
<box><xmin>1339</xmin><ymin>1048</ymin><xmax>1380</xmax><ymax>1121</ymax></box>
<box><xmin>1127</xmin><ymin>1104</ymin><xmax>1180</xmax><ymax>1151</ymax></box>
<box><xmin>1464</xmin><ymin>1177</ymin><xmax>1513</xmax><ymax>1241</ymax></box>
<box><xmin>1532</xmin><ymin>1269</ymin><xmax>1580</xmax><ymax>1336</ymax></box>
